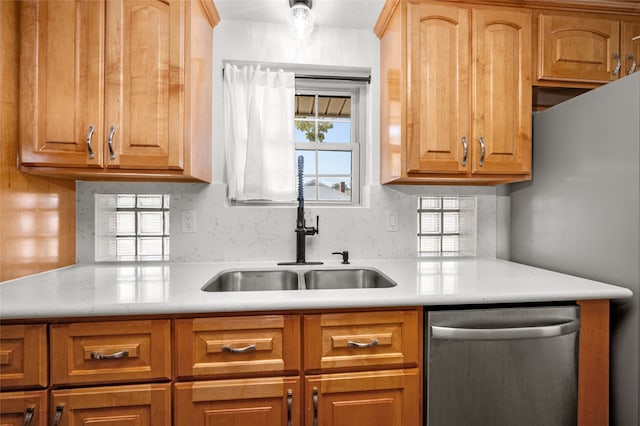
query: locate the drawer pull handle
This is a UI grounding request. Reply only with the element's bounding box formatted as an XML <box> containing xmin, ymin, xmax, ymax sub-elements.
<box><xmin>461</xmin><ymin>136</ymin><xmax>468</xmax><ymax>167</ymax></box>
<box><xmin>628</xmin><ymin>53</ymin><xmax>637</xmax><ymax>75</ymax></box>
<box><xmin>90</xmin><ymin>350</ymin><xmax>129</xmax><ymax>360</ymax></box>
<box><xmin>221</xmin><ymin>344</ymin><xmax>257</xmax><ymax>353</ymax></box>
<box><xmin>312</xmin><ymin>387</ymin><xmax>318</xmax><ymax>426</ymax></box>
<box><xmin>613</xmin><ymin>53</ymin><xmax>622</xmax><ymax>76</ymax></box>
<box><xmin>86</xmin><ymin>125</ymin><xmax>95</xmax><ymax>159</ymax></box>
<box><xmin>347</xmin><ymin>339</ymin><xmax>379</xmax><ymax>349</ymax></box>
<box><xmin>107</xmin><ymin>125</ymin><xmax>117</xmax><ymax>160</ymax></box>
<box><xmin>478</xmin><ymin>136</ymin><xmax>485</xmax><ymax>166</ymax></box>
<box><xmin>23</xmin><ymin>406</ymin><xmax>34</xmax><ymax>426</ymax></box>
<box><xmin>287</xmin><ymin>389</ymin><xmax>293</xmax><ymax>426</ymax></box>
<box><xmin>53</xmin><ymin>405</ymin><xmax>64</xmax><ymax>426</ymax></box>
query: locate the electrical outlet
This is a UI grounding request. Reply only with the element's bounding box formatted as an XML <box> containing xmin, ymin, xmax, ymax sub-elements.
<box><xmin>385</xmin><ymin>209</ymin><xmax>399</xmax><ymax>232</ymax></box>
<box><xmin>181</xmin><ymin>210</ymin><xmax>196</xmax><ymax>233</ymax></box>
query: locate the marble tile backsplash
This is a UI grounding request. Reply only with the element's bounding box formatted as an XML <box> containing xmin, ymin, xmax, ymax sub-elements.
<box><xmin>76</xmin><ymin>182</ymin><xmax>499</xmax><ymax>264</ymax></box>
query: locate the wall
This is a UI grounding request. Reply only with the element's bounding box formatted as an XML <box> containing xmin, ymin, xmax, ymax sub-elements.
<box><xmin>0</xmin><ymin>1</ymin><xmax>76</xmax><ymax>281</ymax></box>
<box><xmin>76</xmin><ymin>19</ymin><xmax>503</xmax><ymax>264</ymax></box>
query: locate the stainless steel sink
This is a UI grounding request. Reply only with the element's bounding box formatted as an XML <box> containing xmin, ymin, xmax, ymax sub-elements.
<box><xmin>303</xmin><ymin>268</ymin><xmax>397</xmax><ymax>290</ymax></box>
<box><xmin>202</xmin><ymin>270</ymin><xmax>300</xmax><ymax>292</ymax></box>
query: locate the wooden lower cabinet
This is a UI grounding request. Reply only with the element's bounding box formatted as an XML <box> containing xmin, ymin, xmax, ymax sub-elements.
<box><xmin>0</xmin><ymin>390</ymin><xmax>47</xmax><ymax>426</ymax></box>
<box><xmin>50</xmin><ymin>383</ymin><xmax>171</xmax><ymax>425</ymax></box>
<box><xmin>175</xmin><ymin>377</ymin><xmax>301</xmax><ymax>425</ymax></box>
<box><xmin>305</xmin><ymin>369</ymin><xmax>420</xmax><ymax>426</ymax></box>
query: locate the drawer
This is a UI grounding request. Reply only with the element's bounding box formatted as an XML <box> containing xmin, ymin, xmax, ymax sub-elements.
<box><xmin>0</xmin><ymin>390</ymin><xmax>47</xmax><ymax>426</ymax></box>
<box><xmin>0</xmin><ymin>324</ymin><xmax>47</xmax><ymax>390</ymax></box>
<box><xmin>175</xmin><ymin>315</ymin><xmax>300</xmax><ymax>378</ymax></box>
<box><xmin>303</xmin><ymin>310</ymin><xmax>420</xmax><ymax>371</ymax></box>
<box><xmin>50</xmin><ymin>320</ymin><xmax>171</xmax><ymax>386</ymax></box>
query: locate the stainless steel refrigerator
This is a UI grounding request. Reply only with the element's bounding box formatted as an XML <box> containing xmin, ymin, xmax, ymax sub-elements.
<box><xmin>510</xmin><ymin>72</ymin><xmax>640</xmax><ymax>426</ymax></box>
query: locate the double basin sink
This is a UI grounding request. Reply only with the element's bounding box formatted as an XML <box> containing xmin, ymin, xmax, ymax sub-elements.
<box><xmin>202</xmin><ymin>267</ymin><xmax>397</xmax><ymax>292</ymax></box>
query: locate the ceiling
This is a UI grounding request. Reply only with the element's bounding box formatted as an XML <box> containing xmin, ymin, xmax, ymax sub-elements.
<box><xmin>214</xmin><ymin>0</ymin><xmax>386</xmax><ymax>30</ymax></box>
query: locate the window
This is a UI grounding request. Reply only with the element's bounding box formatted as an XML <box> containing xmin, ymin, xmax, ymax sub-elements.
<box><xmin>417</xmin><ymin>196</ymin><xmax>477</xmax><ymax>256</ymax></box>
<box><xmin>294</xmin><ymin>79</ymin><xmax>365</xmax><ymax>204</ymax></box>
<box><xmin>95</xmin><ymin>194</ymin><xmax>170</xmax><ymax>262</ymax></box>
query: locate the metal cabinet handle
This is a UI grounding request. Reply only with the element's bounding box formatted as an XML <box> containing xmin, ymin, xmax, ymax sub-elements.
<box><xmin>312</xmin><ymin>387</ymin><xmax>318</xmax><ymax>426</ymax></box>
<box><xmin>90</xmin><ymin>350</ymin><xmax>129</xmax><ymax>360</ymax></box>
<box><xmin>221</xmin><ymin>344</ymin><xmax>257</xmax><ymax>353</ymax></box>
<box><xmin>461</xmin><ymin>136</ymin><xmax>468</xmax><ymax>167</ymax></box>
<box><xmin>627</xmin><ymin>53</ymin><xmax>637</xmax><ymax>75</ymax></box>
<box><xmin>53</xmin><ymin>405</ymin><xmax>64</xmax><ymax>426</ymax></box>
<box><xmin>107</xmin><ymin>125</ymin><xmax>117</xmax><ymax>160</ymax></box>
<box><xmin>287</xmin><ymin>389</ymin><xmax>293</xmax><ymax>426</ymax></box>
<box><xmin>23</xmin><ymin>407</ymin><xmax>34</xmax><ymax>426</ymax></box>
<box><xmin>86</xmin><ymin>125</ymin><xmax>95</xmax><ymax>159</ymax></box>
<box><xmin>347</xmin><ymin>339</ymin><xmax>379</xmax><ymax>349</ymax></box>
<box><xmin>478</xmin><ymin>136</ymin><xmax>485</xmax><ymax>167</ymax></box>
<box><xmin>613</xmin><ymin>53</ymin><xmax>622</xmax><ymax>76</ymax></box>
<box><xmin>431</xmin><ymin>319</ymin><xmax>580</xmax><ymax>341</ymax></box>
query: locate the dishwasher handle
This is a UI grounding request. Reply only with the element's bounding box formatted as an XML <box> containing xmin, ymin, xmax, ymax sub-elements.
<box><xmin>431</xmin><ymin>319</ymin><xmax>579</xmax><ymax>341</ymax></box>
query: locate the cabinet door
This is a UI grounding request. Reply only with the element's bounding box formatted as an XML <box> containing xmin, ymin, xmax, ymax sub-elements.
<box><xmin>19</xmin><ymin>0</ymin><xmax>105</xmax><ymax>168</ymax></box>
<box><xmin>104</xmin><ymin>0</ymin><xmax>184</xmax><ymax>171</ymax></box>
<box><xmin>0</xmin><ymin>324</ymin><xmax>47</xmax><ymax>390</ymax></box>
<box><xmin>305</xmin><ymin>369</ymin><xmax>420</xmax><ymax>426</ymax></box>
<box><xmin>538</xmin><ymin>14</ymin><xmax>620</xmax><ymax>83</ymax></box>
<box><xmin>622</xmin><ymin>22</ymin><xmax>640</xmax><ymax>76</ymax></box>
<box><xmin>0</xmin><ymin>390</ymin><xmax>47</xmax><ymax>426</ymax></box>
<box><xmin>51</xmin><ymin>383</ymin><xmax>170</xmax><ymax>426</ymax></box>
<box><xmin>472</xmin><ymin>8</ymin><xmax>531</xmax><ymax>175</ymax></box>
<box><xmin>407</xmin><ymin>4</ymin><xmax>470</xmax><ymax>174</ymax></box>
<box><xmin>175</xmin><ymin>377</ymin><xmax>301</xmax><ymax>426</ymax></box>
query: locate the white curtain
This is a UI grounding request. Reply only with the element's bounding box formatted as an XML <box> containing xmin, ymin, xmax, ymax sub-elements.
<box><xmin>223</xmin><ymin>64</ymin><xmax>296</xmax><ymax>201</ymax></box>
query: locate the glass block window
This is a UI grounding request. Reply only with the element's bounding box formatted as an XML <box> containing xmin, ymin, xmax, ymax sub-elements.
<box><xmin>94</xmin><ymin>194</ymin><xmax>170</xmax><ymax>262</ymax></box>
<box><xmin>418</xmin><ymin>196</ymin><xmax>476</xmax><ymax>256</ymax></box>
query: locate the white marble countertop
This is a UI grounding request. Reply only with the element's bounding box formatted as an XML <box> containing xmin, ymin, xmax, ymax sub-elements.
<box><xmin>0</xmin><ymin>258</ymin><xmax>632</xmax><ymax>320</ymax></box>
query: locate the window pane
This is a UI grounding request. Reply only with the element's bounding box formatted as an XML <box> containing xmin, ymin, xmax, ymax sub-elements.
<box><xmin>137</xmin><ymin>195</ymin><xmax>163</xmax><ymax>208</ymax></box>
<box><xmin>442</xmin><ymin>212</ymin><xmax>459</xmax><ymax>234</ymax></box>
<box><xmin>421</xmin><ymin>197</ymin><xmax>441</xmax><ymax>210</ymax></box>
<box><xmin>138</xmin><ymin>211</ymin><xmax>164</xmax><ymax>235</ymax></box>
<box><xmin>420</xmin><ymin>236</ymin><xmax>441</xmax><ymax>252</ymax></box>
<box><xmin>303</xmin><ymin>177</ymin><xmax>317</xmax><ymax>200</ymax></box>
<box><xmin>318</xmin><ymin>95</ymin><xmax>350</xmax><ymax>118</ymax></box>
<box><xmin>164</xmin><ymin>237</ymin><xmax>170</xmax><ymax>256</ymax></box>
<box><xmin>317</xmin><ymin>177</ymin><xmax>351</xmax><ymax>201</ymax></box>
<box><xmin>117</xmin><ymin>212</ymin><xmax>136</xmax><ymax>235</ymax></box>
<box><xmin>164</xmin><ymin>211</ymin><xmax>170</xmax><ymax>236</ymax></box>
<box><xmin>117</xmin><ymin>237</ymin><xmax>136</xmax><ymax>256</ymax></box>
<box><xmin>138</xmin><ymin>237</ymin><xmax>163</xmax><ymax>256</ymax></box>
<box><xmin>443</xmin><ymin>197</ymin><xmax>460</xmax><ymax>210</ymax></box>
<box><xmin>421</xmin><ymin>212</ymin><xmax>441</xmax><ymax>234</ymax></box>
<box><xmin>442</xmin><ymin>235</ymin><xmax>459</xmax><ymax>252</ymax></box>
<box><xmin>117</xmin><ymin>194</ymin><xmax>136</xmax><ymax>208</ymax></box>
<box><xmin>318</xmin><ymin>151</ymin><xmax>351</xmax><ymax>175</ymax></box>
<box><xmin>163</xmin><ymin>195</ymin><xmax>170</xmax><ymax>208</ymax></box>
<box><xmin>295</xmin><ymin>95</ymin><xmax>315</xmax><ymax>119</ymax></box>
<box><xmin>296</xmin><ymin>150</ymin><xmax>316</xmax><ymax>174</ymax></box>
<box><xmin>295</xmin><ymin>120</ymin><xmax>315</xmax><ymax>142</ymax></box>
<box><xmin>321</xmin><ymin>121</ymin><xmax>351</xmax><ymax>144</ymax></box>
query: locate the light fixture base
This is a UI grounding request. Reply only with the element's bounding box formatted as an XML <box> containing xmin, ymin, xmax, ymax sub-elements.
<box><xmin>289</xmin><ymin>0</ymin><xmax>312</xmax><ymax>7</ymax></box>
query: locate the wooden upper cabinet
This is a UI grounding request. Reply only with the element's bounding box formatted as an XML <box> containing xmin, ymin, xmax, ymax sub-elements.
<box><xmin>407</xmin><ymin>4</ymin><xmax>470</xmax><ymax>175</ymax></box>
<box><xmin>19</xmin><ymin>0</ymin><xmax>218</xmax><ymax>181</ymax></box>
<box><xmin>537</xmin><ymin>14</ymin><xmax>621</xmax><ymax>84</ymax></box>
<box><xmin>622</xmin><ymin>22</ymin><xmax>640</xmax><ymax>76</ymax></box>
<box><xmin>472</xmin><ymin>8</ymin><xmax>531</xmax><ymax>175</ymax></box>
<box><xmin>379</xmin><ymin>1</ymin><xmax>531</xmax><ymax>184</ymax></box>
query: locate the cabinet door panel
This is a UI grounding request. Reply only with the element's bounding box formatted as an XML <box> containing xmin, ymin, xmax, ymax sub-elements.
<box><xmin>105</xmin><ymin>0</ymin><xmax>183</xmax><ymax>170</ymax></box>
<box><xmin>538</xmin><ymin>14</ymin><xmax>620</xmax><ymax>83</ymax></box>
<box><xmin>0</xmin><ymin>390</ymin><xmax>47</xmax><ymax>426</ymax></box>
<box><xmin>622</xmin><ymin>22</ymin><xmax>640</xmax><ymax>76</ymax></box>
<box><xmin>473</xmin><ymin>8</ymin><xmax>531</xmax><ymax>175</ymax></box>
<box><xmin>305</xmin><ymin>369</ymin><xmax>420</xmax><ymax>426</ymax></box>
<box><xmin>175</xmin><ymin>377</ymin><xmax>301</xmax><ymax>426</ymax></box>
<box><xmin>407</xmin><ymin>4</ymin><xmax>470</xmax><ymax>174</ymax></box>
<box><xmin>51</xmin><ymin>383</ymin><xmax>170</xmax><ymax>426</ymax></box>
<box><xmin>20</xmin><ymin>0</ymin><xmax>104</xmax><ymax>168</ymax></box>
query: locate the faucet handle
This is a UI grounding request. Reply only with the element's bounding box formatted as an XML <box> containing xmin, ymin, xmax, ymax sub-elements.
<box><xmin>332</xmin><ymin>251</ymin><xmax>349</xmax><ymax>264</ymax></box>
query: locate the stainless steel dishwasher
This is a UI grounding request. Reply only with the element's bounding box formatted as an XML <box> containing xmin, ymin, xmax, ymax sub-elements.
<box><xmin>426</xmin><ymin>305</ymin><xmax>580</xmax><ymax>426</ymax></box>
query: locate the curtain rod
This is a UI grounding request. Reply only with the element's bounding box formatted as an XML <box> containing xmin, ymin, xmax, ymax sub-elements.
<box><xmin>222</xmin><ymin>68</ymin><xmax>371</xmax><ymax>84</ymax></box>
